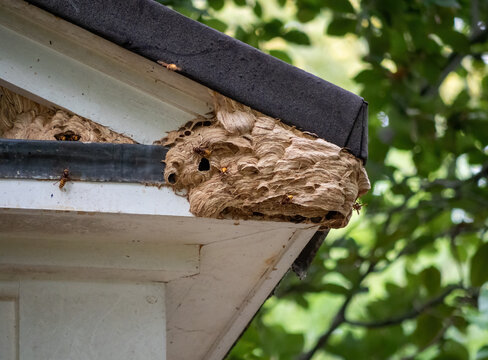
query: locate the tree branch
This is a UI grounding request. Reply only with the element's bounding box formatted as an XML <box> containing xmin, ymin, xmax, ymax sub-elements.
<box><xmin>423</xmin><ymin>162</ymin><xmax>488</xmax><ymax>190</ymax></box>
<box><xmin>297</xmin><ymin>293</ymin><xmax>351</xmax><ymax>360</ymax></box>
<box><xmin>344</xmin><ymin>285</ymin><xmax>463</xmax><ymax>329</ymax></box>
<box><xmin>297</xmin><ymin>262</ymin><xmax>376</xmax><ymax>360</ymax></box>
<box><xmin>421</xmin><ymin>28</ymin><xmax>488</xmax><ymax>97</ymax></box>
<box><xmin>297</xmin><ymin>203</ymin><xmax>414</xmax><ymax>360</ymax></box>
<box><xmin>295</xmin><ymin>203</ymin><xmax>466</xmax><ymax>359</ymax></box>
<box><xmin>470</xmin><ymin>0</ymin><xmax>484</xmax><ymax>38</ymax></box>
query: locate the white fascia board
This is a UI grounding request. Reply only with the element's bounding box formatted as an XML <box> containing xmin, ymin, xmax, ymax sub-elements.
<box><xmin>166</xmin><ymin>226</ymin><xmax>318</xmax><ymax>360</ymax></box>
<box><xmin>0</xmin><ymin>179</ymin><xmax>313</xmax><ymax>245</ymax></box>
<box><xmin>0</xmin><ymin>179</ymin><xmax>191</xmax><ymax>217</ymax></box>
<box><xmin>0</xmin><ymin>0</ymin><xmax>213</xmax><ymax>144</ymax></box>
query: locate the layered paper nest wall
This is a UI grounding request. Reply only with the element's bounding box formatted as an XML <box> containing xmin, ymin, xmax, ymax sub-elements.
<box><xmin>0</xmin><ymin>87</ymin><xmax>134</xmax><ymax>144</ymax></box>
<box><xmin>161</xmin><ymin>93</ymin><xmax>370</xmax><ymax>229</ymax></box>
<box><xmin>0</xmin><ymin>86</ymin><xmax>370</xmax><ymax>229</ymax></box>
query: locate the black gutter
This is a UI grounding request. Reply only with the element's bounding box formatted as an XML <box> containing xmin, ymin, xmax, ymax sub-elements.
<box><xmin>26</xmin><ymin>0</ymin><xmax>368</xmax><ymax>162</ymax></box>
<box><xmin>0</xmin><ymin>139</ymin><xmax>166</xmax><ymax>184</ymax></box>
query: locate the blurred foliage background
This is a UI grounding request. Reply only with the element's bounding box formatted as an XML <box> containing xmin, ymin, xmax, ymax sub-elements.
<box><xmin>157</xmin><ymin>0</ymin><xmax>488</xmax><ymax>358</ymax></box>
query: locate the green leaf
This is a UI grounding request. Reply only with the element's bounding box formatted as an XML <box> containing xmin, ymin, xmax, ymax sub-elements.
<box><xmin>282</xmin><ymin>29</ymin><xmax>311</xmax><ymax>45</ymax></box>
<box><xmin>400</xmin><ymin>235</ymin><xmax>435</xmax><ymax>256</ymax></box>
<box><xmin>451</xmin><ymin>315</ymin><xmax>469</xmax><ymax>333</ymax></box>
<box><xmin>331</xmin><ymin>237</ymin><xmax>360</xmax><ymax>252</ymax></box>
<box><xmin>354</xmin><ymin>68</ymin><xmax>386</xmax><ymax>84</ymax></box>
<box><xmin>260</xmin><ymin>325</ymin><xmax>305</xmax><ymax>358</ymax></box>
<box><xmin>233</xmin><ymin>0</ymin><xmax>246</xmax><ymax>6</ymax></box>
<box><xmin>201</xmin><ymin>18</ymin><xmax>228</xmax><ymax>32</ymax></box>
<box><xmin>389</xmin><ymin>30</ymin><xmax>409</xmax><ymax>60</ymax></box>
<box><xmin>328</xmin><ymin>326</ymin><xmax>405</xmax><ymax>359</ymax></box>
<box><xmin>327</xmin><ymin>16</ymin><xmax>357</xmax><ymax>36</ymax></box>
<box><xmin>482</xmin><ymin>75</ymin><xmax>488</xmax><ymax>95</ymax></box>
<box><xmin>412</xmin><ymin>314</ymin><xmax>444</xmax><ymax>348</ymax></box>
<box><xmin>263</xmin><ymin>19</ymin><xmax>284</xmax><ymax>39</ymax></box>
<box><xmin>253</xmin><ymin>1</ymin><xmax>263</xmax><ymax>17</ymax></box>
<box><xmin>420</xmin><ymin>266</ymin><xmax>441</xmax><ymax>295</ymax></box>
<box><xmin>322</xmin><ymin>0</ymin><xmax>355</xmax><ymax>13</ymax></box>
<box><xmin>477</xmin><ymin>345</ymin><xmax>488</xmax><ymax>360</ymax></box>
<box><xmin>268</xmin><ymin>50</ymin><xmax>293</xmax><ymax>64</ymax></box>
<box><xmin>207</xmin><ymin>0</ymin><xmax>224</xmax><ymax>10</ymax></box>
<box><xmin>479</xmin><ymin>284</ymin><xmax>488</xmax><ymax>315</ymax></box>
<box><xmin>227</xmin><ymin>321</ymin><xmax>263</xmax><ymax>359</ymax></box>
<box><xmin>235</xmin><ymin>25</ymin><xmax>247</xmax><ymax>41</ymax></box>
<box><xmin>297</xmin><ymin>7</ymin><xmax>318</xmax><ymax>23</ymax></box>
<box><xmin>322</xmin><ymin>283</ymin><xmax>350</xmax><ymax>295</ymax></box>
<box><xmin>437</xmin><ymin>29</ymin><xmax>470</xmax><ymax>52</ymax></box>
<box><xmin>435</xmin><ymin>340</ymin><xmax>469</xmax><ymax>360</ymax></box>
<box><xmin>235</xmin><ymin>25</ymin><xmax>259</xmax><ymax>47</ymax></box>
<box><xmin>470</xmin><ymin>242</ymin><xmax>488</xmax><ymax>287</ymax></box>
<box><xmin>430</xmin><ymin>0</ymin><xmax>461</xmax><ymax>8</ymax></box>
<box><xmin>295</xmin><ymin>294</ymin><xmax>309</xmax><ymax>308</ymax></box>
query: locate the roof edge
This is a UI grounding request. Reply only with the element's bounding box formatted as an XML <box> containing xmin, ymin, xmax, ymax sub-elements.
<box><xmin>26</xmin><ymin>0</ymin><xmax>368</xmax><ymax>161</ymax></box>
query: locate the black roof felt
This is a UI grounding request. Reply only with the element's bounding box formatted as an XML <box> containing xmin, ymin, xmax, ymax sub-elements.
<box><xmin>27</xmin><ymin>0</ymin><xmax>368</xmax><ymax>161</ymax></box>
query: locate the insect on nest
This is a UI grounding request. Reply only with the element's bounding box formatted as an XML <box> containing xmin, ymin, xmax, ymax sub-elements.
<box><xmin>193</xmin><ymin>146</ymin><xmax>212</xmax><ymax>157</ymax></box>
<box><xmin>352</xmin><ymin>201</ymin><xmax>366</xmax><ymax>215</ymax></box>
<box><xmin>54</xmin><ymin>168</ymin><xmax>70</xmax><ymax>190</ymax></box>
<box><xmin>157</xmin><ymin>60</ymin><xmax>182</xmax><ymax>72</ymax></box>
<box><xmin>281</xmin><ymin>194</ymin><xmax>294</xmax><ymax>205</ymax></box>
<box><xmin>54</xmin><ymin>131</ymin><xmax>81</xmax><ymax>141</ymax></box>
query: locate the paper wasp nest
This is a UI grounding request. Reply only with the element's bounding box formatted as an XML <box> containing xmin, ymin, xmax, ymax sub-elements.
<box><xmin>160</xmin><ymin>93</ymin><xmax>370</xmax><ymax>229</ymax></box>
<box><xmin>0</xmin><ymin>86</ymin><xmax>135</xmax><ymax>144</ymax></box>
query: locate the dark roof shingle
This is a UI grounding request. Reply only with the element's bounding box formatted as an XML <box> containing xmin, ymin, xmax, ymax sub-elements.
<box><xmin>27</xmin><ymin>0</ymin><xmax>368</xmax><ymax>161</ymax></box>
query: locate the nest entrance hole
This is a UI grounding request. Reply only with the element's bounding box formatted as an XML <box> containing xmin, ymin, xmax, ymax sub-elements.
<box><xmin>168</xmin><ymin>173</ymin><xmax>177</xmax><ymax>184</ymax></box>
<box><xmin>198</xmin><ymin>158</ymin><xmax>210</xmax><ymax>171</ymax></box>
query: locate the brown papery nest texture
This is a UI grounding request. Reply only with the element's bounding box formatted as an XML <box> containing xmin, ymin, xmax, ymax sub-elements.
<box><xmin>0</xmin><ymin>86</ymin><xmax>135</xmax><ymax>144</ymax></box>
<box><xmin>161</xmin><ymin>93</ymin><xmax>370</xmax><ymax>229</ymax></box>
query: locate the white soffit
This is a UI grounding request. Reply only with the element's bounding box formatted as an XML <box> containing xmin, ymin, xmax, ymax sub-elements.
<box><xmin>0</xmin><ymin>190</ymin><xmax>318</xmax><ymax>360</ymax></box>
<box><xmin>0</xmin><ymin>0</ymin><xmax>213</xmax><ymax>144</ymax></box>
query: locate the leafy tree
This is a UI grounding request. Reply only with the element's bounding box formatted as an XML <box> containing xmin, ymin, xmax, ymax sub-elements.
<box><xmin>158</xmin><ymin>0</ymin><xmax>488</xmax><ymax>358</ymax></box>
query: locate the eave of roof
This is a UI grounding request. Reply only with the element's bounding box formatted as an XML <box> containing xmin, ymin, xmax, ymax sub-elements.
<box><xmin>26</xmin><ymin>0</ymin><xmax>368</xmax><ymax>162</ymax></box>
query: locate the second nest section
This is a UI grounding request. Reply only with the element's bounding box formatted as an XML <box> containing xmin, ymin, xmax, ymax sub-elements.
<box><xmin>160</xmin><ymin>93</ymin><xmax>370</xmax><ymax>229</ymax></box>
